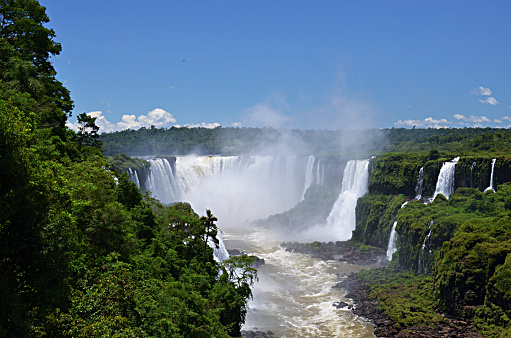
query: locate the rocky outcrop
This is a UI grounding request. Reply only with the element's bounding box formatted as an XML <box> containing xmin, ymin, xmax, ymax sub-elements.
<box><xmin>280</xmin><ymin>241</ymin><xmax>386</xmax><ymax>266</ymax></box>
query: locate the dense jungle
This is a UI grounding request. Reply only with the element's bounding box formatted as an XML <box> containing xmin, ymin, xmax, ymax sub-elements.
<box><xmin>0</xmin><ymin>1</ymin><xmax>255</xmax><ymax>337</ymax></box>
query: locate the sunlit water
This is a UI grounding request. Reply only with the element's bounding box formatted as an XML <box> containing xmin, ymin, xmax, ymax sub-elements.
<box><xmin>222</xmin><ymin>228</ymin><xmax>375</xmax><ymax>338</ymax></box>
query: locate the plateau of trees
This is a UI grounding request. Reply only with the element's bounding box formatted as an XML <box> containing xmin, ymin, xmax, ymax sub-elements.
<box><xmin>0</xmin><ymin>1</ymin><xmax>256</xmax><ymax>336</ymax></box>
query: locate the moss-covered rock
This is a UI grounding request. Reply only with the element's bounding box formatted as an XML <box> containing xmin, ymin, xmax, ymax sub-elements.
<box><xmin>353</xmin><ymin>194</ymin><xmax>406</xmax><ymax>248</ymax></box>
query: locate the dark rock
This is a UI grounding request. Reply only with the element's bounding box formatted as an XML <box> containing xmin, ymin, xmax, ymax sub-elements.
<box><xmin>280</xmin><ymin>240</ymin><xmax>387</xmax><ymax>266</ymax></box>
<box><xmin>332</xmin><ymin>301</ymin><xmax>350</xmax><ymax>309</ymax></box>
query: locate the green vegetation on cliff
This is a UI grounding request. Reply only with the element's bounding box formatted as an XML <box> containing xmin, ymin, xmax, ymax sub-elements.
<box><xmin>356</xmin><ymin>151</ymin><xmax>511</xmax><ymax>336</ymax></box>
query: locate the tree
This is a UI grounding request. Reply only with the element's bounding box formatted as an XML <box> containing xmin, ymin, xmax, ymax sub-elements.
<box><xmin>201</xmin><ymin>209</ymin><xmax>218</xmax><ymax>258</ymax></box>
<box><xmin>77</xmin><ymin>112</ymin><xmax>102</xmax><ymax>150</ymax></box>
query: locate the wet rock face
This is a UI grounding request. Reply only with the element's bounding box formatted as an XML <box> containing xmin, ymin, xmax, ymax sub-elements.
<box><xmin>280</xmin><ymin>241</ymin><xmax>386</xmax><ymax>266</ymax></box>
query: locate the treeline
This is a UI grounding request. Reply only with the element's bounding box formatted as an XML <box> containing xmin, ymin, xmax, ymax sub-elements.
<box><xmin>101</xmin><ymin>126</ymin><xmax>387</xmax><ymax>157</ymax></box>
<box><xmin>101</xmin><ymin>125</ymin><xmax>511</xmax><ymax>157</ymax></box>
<box><xmin>0</xmin><ymin>1</ymin><xmax>255</xmax><ymax>337</ymax></box>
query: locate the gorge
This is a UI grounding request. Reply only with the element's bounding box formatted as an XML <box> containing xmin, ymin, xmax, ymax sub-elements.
<box><xmin>115</xmin><ymin>150</ymin><xmax>511</xmax><ymax>337</ymax></box>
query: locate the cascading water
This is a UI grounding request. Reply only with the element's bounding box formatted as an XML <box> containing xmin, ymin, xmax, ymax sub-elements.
<box><xmin>146</xmin><ymin>158</ymin><xmax>181</xmax><ymax>204</ymax></box>
<box><xmin>484</xmin><ymin>159</ymin><xmax>497</xmax><ymax>193</ymax></box>
<box><xmin>433</xmin><ymin>156</ymin><xmax>460</xmax><ymax>200</ymax></box>
<box><xmin>302</xmin><ymin>155</ymin><xmax>316</xmax><ymax>199</ymax></box>
<box><xmin>418</xmin><ymin>221</ymin><xmax>433</xmax><ymax>274</ymax></box>
<box><xmin>303</xmin><ymin>160</ymin><xmax>369</xmax><ymax>242</ymax></box>
<box><xmin>127</xmin><ymin>168</ymin><xmax>140</xmax><ymax>187</ymax></box>
<box><xmin>386</xmin><ymin>222</ymin><xmax>398</xmax><ymax>260</ymax></box>
<box><xmin>316</xmin><ymin>159</ymin><xmax>324</xmax><ymax>185</ymax></box>
<box><xmin>209</xmin><ymin>230</ymin><xmax>230</xmax><ymax>262</ymax></box>
<box><xmin>386</xmin><ymin>201</ymin><xmax>408</xmax><ymax>260</ymax></box>
<box><xmin>415</xmin><ymin>167</ymin><xmax>424</xmax><ymax>200</ymax></box>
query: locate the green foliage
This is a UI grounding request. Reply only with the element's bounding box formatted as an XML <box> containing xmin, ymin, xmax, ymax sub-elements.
<box><xmin>0</xmin><ymin>2</ymin><xmax>257</xmax><ymax>335</ymax></box>
<box><xmin>357</xmin><ymin>268</ymin><xmax>446</xmax><ymax>328</ymax></box>
<box><xmin>353</xmin><ymin>194</ymin><xmax>406</xmax><ymax>248</ymax></box>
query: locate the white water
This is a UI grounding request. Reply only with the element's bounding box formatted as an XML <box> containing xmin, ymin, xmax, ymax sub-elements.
<box><xmin>302</xmin><ymin>155</ymin><xmax>316</xmax><ymax>199</ymax></box>
<box><xmin>127</xmin><ymin>168</ymin><xmax>140</xmax><ymax>187</ymax></box>
<box><xmin>224</xmin><ymin>229</ymin><xmax>375</xmax><ymax>337</ymax></box>
<box><xmin>316</xmin><ymin>159</ymin><xmax>324</xmax><ymax>185</ymax></box>
<box><xmin>386</xmin><ymin>222</ymin><xmax>398</xmax><ymax>260</ymax></box>
<box><xmin>484</xmin><ymin>159</ymin><xmax>496</xmax><ymax>193</ymax></box>
<box><xmin>303</xmin><ymin>160</ymin><xmax>369</xmax><ymax>242</ymax></box>
<box><xmin>386</xmin><ymin>201</ymin><xmax>408</xmax><ymax>260</ymax></box>
<box><xmin>415</xmin><ymin>167</ymin><xmax>424</xmax><ymax>200</ymax></box>
<box><xmin>418</xmin><ymin>221</ymin><xmax>433</xmax><ymax>274</ymax></box>
<box><xmin>433</xmin><ymin>156</ymin><xmax>460</xmax><ymax>200</ymax></box>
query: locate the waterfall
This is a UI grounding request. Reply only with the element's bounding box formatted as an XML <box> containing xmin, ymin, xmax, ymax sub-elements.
<box><xmin>386</xmin><ymin>201</ymin><xmax>408</xmax><ymax>260</ymax></box>
<box><xmin>323</xmin><ymin>159</ymin><xmax>370</xmax><ymax>241</ymax></box>
<box><xmin>127</xmin><ymin>168</ymin><xmax>140</xmax><ymax>187</ymax></box>
<box><xmin>135</xmin><ymin>155</ymin><xmax>316</xmax><ymax>226</ymax></box>
<box><xmin>146</xmin><ymin>158</ymin><xmax>181</xmax><ymax>204</ymax></box>
<box><xmin>386</xmin><ymin>221</ymin><xmax>398</xmax><ymax>260</ymax></box>
<box><xmin>209</xmin><ymin>230</ymin><xmax>229</xmax><ymax>262</ymax></box>
<box><xmin>484</xmin><ymin>159</ymin><xmax>497</xmax><ymax>193</ymax></box>
<box><xmin>301</xmin><ymin>155</ymin><xmax>316</xmax><ymax>199</ymax></box>
<box><xmin>418</xmin><ymin>221</ymin><xmax>433</xmax><ymax>274</ymax></box>
<box><xmin>433</xmin><ymin>156</ymin><xmax>460</xmax><ymax>200</ymax></box>
<box><xmin>415</xmin><ymin>167</ymin><xmax>424</xmax><ymax>200</ymax></box>
<box><xmin>316</xmin><ymin>159</ymin><xmax>323</xmax><ymax>185</ymax></box>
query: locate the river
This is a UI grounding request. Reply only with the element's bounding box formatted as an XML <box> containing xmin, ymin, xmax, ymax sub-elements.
<box><xmin>222</xmin><ymin>227</ymin><xmax>375</xmax><ymax>337</ymax></box>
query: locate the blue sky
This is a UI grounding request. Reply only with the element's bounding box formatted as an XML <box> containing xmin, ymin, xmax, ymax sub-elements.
<box><xmin>43</xmin><ymin>1</ymin><xmax>511</xmax><ymax>132</ymax></box>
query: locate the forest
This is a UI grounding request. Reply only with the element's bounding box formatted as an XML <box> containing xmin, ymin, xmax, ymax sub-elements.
<box><xmin>0</xmin><ymin>1</ymin><xmax>255</xmax><ymax>337</ymax></box>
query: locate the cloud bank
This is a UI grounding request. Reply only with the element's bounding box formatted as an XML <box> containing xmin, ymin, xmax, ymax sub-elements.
<box><xmin>67</xmin><ymin>108</ymin><xmax>222</xmax><ymax>133</ymax></box>
<box><xmin>395</xmin><ymin>114</ymin><xmax>511</xmax><ymax>129</ymax></box>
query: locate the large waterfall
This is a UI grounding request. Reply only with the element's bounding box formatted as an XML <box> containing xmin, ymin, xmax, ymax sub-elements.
<box><xmin>302</xmin><ymin>160</ymin><xmax>369</xmax><ymax>242</ymax></box>
<box><xmin>135</xmin><ymin>155</ymin><xmax>320</xmax><ymax>225</ymax></box>
<box><xmin>433</xmin><ymin>156</ymin><xmax>460</xmax><ymax>200</ymax></box>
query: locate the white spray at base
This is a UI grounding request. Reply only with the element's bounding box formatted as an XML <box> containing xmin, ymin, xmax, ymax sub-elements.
<box><xmin>484</xmin><ymin>159</ymin><xmax>497</xmax><ymax>193</ymax></box>
<box><xmin>302</xmin><ymin>159</ymin><xmax>370</xmax><ymax>242</ymax></box>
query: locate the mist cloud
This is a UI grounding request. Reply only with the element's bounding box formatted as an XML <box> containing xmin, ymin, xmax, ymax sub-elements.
<box><xmin>244</xmin><ymin>95</ymin><xmax>292</xmax><ymax>128</ymax></box>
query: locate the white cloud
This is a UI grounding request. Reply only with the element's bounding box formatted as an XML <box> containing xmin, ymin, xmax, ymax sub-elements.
<box><xmin>394</xmin><ymin>117</ymin><xmax>451</xmax><ymax>129</ymax></box>
<box><xmin>478</xmin><ymin>97</ymin><xmax>499</xmax><ymax>105</ymax></box>
<box><xmin>471</xmin><ymin>86</ymin><xmax>492</xmax><ymax>96</ymax></box>
<box><xmin>172</xmin><ymin>122</ymin><xmax>222</xmax><ymax>129</ymax></box>
<box><xmin>67</xmin><ymin>108</ymin><xmax>180</xmax><ymax>133</ymax></box>
<box><xmin>117</xmin><ymin>108</ymin><xmax>177</xmax><ymax>130</ymax></box>
<box><xmin>231</xmin><ymin>122</ymin><xmax>242</xmax><ymax>128</ymax></box>
<box><xmin>454</xmin><ymin>114</ymin><xmax>492</xmax><ymax>123</ymax></box>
